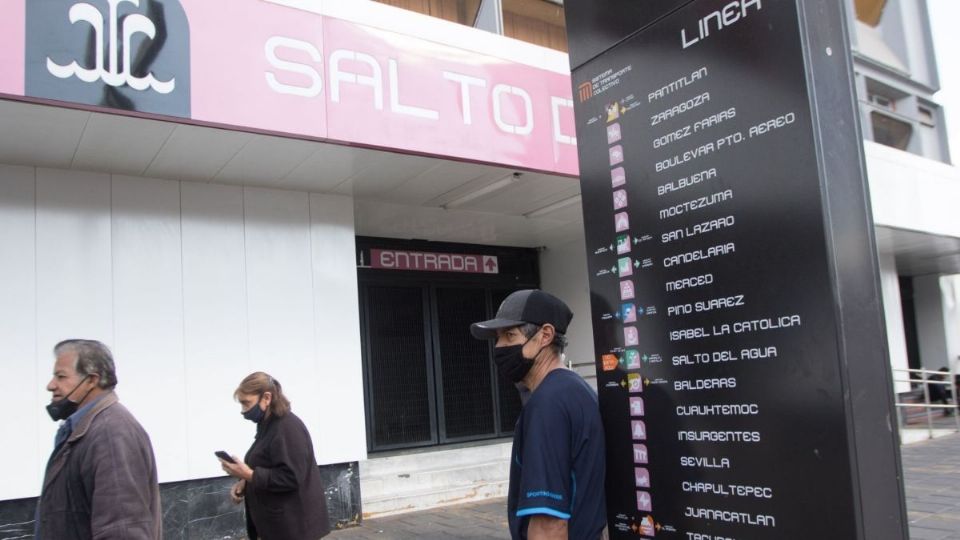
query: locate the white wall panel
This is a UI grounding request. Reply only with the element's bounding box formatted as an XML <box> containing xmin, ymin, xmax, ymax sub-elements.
<box><xmin>309</xmin><ymin>193</ymin><xmax>366</xmax><ymax>463</ymax></box>
<box><xmin>2</xmin><ymin>164</ymin><xmax>368</xmax><ymax>499</ymax></box>
<box><xmin>878</xmin><ymin>250</ymin><xmax>911</xmax><ymax>393</ymax></box>
<box><xmin>866</xmin><ymin>141</ymin><xmax>960</xmax><ymax>239</ymax></box>
<box><xmin>35</xmin><ymin>168</ymin><xmax>114</xmax><ymax>344</ymax></box>
<box><xmin>110</xmin><ymin>175</ymin><xmax>189</xmax><ymax>482</ymax></box>
<box><xmin>0</xmin><ymin>165</ymin><xmax>41</xmax><ymax>499</ymax></box>
<box><xmin>539</xmin><ymin>234</ymin><xmax>597</xmax><ymax>388</ymax></box>
<box><xmin>243</xmin><ymin>187</ymin><xmax>319</xmax><ymax>454</ymax></box>
<box><xmin>915</xmin><ymin>274</ymin><xmax>949</xmax><ymax>370</ymax></box>
<box><xmin>180</xmin><ymin>182</ymin><xmax>253</xmax><ymax>477</ymax></box>
<box><xmin>943</xmin><ymin>275</ymin><xmax>960</xmax><ymax>376</ymax></box>
<box><xmin>35</xmin><ymin>168</ymin><xmax>114</xmax><ymax>481</ymax></box>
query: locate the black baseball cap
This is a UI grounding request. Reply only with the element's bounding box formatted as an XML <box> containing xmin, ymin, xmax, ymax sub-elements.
<box><xmin>470</xmin><ymin>289</ymin><xmax>573</xmax><ymax>340</ymax></box>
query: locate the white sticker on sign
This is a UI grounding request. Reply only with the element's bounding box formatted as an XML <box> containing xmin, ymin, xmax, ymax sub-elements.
<box><xmin>482</xmin><ymin>256</ymin><xmax>499</xmax><ymax>274</ymax></box>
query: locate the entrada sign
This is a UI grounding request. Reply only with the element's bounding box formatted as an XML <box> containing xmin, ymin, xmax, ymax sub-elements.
<box><xmin>370</xmin><ymin>249</ymin><xmax>499</xmax><ymax>274</ymax></box>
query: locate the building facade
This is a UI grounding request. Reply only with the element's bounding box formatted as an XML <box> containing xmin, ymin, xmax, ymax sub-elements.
<box><xmin>846</xmin><ymin>0</ymin><xmax>960</xmax><ymax>391</ymax></box>
<box><xmin>0</xmin><ymin>0</ymin><xmax>956</xmax><ymax>536</ymax></box>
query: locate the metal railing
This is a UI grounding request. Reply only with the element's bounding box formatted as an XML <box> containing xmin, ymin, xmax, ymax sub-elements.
<box><xmin>893</xmin><ymin>366</ymin><xmax>960</xmax><ymax>440</ymax></box>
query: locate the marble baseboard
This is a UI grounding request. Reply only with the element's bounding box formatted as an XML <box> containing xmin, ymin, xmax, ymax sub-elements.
<box><xmin>159</xmin><ymin>476</ymin><xmax>246</xmax><ymax>540</ymax></box>
<box><xmin>320</xmin><ymin>461</ymin><xmax>362</xmax><ymax>529</ymax></box>
<box><xmin>0</xmin><ymin>461</ymin><xmax>361</xmax><ymax>539</ymax></box>
<box><xmin>0</xmin><ymin>495</ymin><xmax>36</xmax><ymax>539</ymax></box>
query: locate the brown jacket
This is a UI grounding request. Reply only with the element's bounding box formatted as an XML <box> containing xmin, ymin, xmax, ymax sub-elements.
<box><xmin>37</xmin><ymin>391</ymin><xmax>162</xmax><ymax>540</ymax></box>
<box><xmin>244</xmin><ymin>411</ymin><xmax>330</xmax><ymax>540</ymax></box>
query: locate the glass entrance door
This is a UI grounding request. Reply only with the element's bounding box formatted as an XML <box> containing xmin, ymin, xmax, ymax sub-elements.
<box><xmin>361</xmin><ymin>283</ymin><xmax>523</xmax><ymax>451</ymax></box>
<box><xmin>362</xmin><ymin>285</ymin><xmax>436</xmax><ymax>449</ymax></box>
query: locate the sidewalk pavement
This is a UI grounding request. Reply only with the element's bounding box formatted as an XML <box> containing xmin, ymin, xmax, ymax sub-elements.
<box><xmin>902</xmin><ymin>432</ymin><xmax>960</xmax><ymax>539</ymax></box>
<box><xmin>329</xmin><ymin>432</ymin><xmax>960</xmax><ymax>540</ymax></box>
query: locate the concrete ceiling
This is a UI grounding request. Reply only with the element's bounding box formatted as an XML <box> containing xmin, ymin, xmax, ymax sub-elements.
<box><xmin>5</xmin><ymin>98</ymin><xmax>957</xmax><ymax>270</ymax></box>
<box><xmin>876</xmin><ymin>226</ymin><xmax>960</xmax><ymax>277</ymax></box>
<box><xmin>0</xmin><ymin>98</ymin><xmax>584</xmax><ymax>248</ymax></box>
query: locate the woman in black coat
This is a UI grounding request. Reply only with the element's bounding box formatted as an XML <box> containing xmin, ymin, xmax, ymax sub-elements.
<box><xmin>220</xmin><ymin>372</ymin><xmax>331</xmax><ymax>540</ymax></box>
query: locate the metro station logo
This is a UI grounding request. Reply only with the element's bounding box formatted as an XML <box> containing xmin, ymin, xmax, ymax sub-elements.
<box><xmin>27</xmin><ymin>0</ymin><xmax>191</xmax><ymax>117</ymax></box>
<box><xmin>46</xmin><ymin>0</ymin><xmax>175</xmax><ymax>93</ymax></box>
<box><xmin>577</xmin><ymin>81</ymin><xmax>593</xmax><ymax>102</ymax></box>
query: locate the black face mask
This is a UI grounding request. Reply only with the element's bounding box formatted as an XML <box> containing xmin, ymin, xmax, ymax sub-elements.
<box><xmin>46</xmin><ymin>375</ymin><xmax>92</xmax><ymax>422</ymax></box>
<box><xmin>493</xmin><ymin>329</ymin><xmax>545</xmax><ymax>384</ymax></box>
<box><xmin>242</xmin><ymin>397</ymin><xmax>265</xmax><ymax>424</ymax></box>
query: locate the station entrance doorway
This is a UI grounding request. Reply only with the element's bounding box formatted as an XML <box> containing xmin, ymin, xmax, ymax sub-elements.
<box><xmin>357</xmin><ymin>237</ymin><xmax>540</xmax><ymax>452</ymax></box>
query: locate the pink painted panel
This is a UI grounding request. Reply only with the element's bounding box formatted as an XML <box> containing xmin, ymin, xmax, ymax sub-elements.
<box><xmin>181</xmin><ymin>0</ymin><xmax>328</xmax><ymax>139</ymax></box>
<box><xmin>322</xmin><ymin>18</ymin><xmax>578</xmax><ymax>175</ymax></box>
<box><xmin>3</xmin><ymin>1</ymin><xmax>578</xmax><ymax>175</ymax></box>
<box><xmin>0</xmin><ymin>0</ymin><xmax>25</xmax><ymax>96</ymax></box>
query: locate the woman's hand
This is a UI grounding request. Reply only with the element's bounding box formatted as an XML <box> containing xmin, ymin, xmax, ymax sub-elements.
<box><xmin>230</xmin><ymin>479</ymin><xmax>246</xmax><ymax>505</ymax></box>
<box><xmin>220</xmin><ymin>456</ymin><xmax>254</xmax><ymax>482</ymax></box>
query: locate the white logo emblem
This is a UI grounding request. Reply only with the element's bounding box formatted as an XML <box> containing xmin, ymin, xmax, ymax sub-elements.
<box><xmin>46</xmin><ymin>0</ymin><xmax>175</xmax><ymax>93</ymax></box>
<box><xmin>633</xmin><ymin>444</ymin><xmax>648</xmax><ymax>463</ymax></box>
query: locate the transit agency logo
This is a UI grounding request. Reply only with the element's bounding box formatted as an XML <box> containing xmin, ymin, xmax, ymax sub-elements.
<box><xmin>580</xmin><ymin>65</ymin><xmax>632</xmax><ymax>104</ymax></box>
<box><xmin>46</xmin><ymin>0</ymin><xmax>176</xmax><ymax>93</ymax></box>
<box><xmin>577</xmin><ymin>81</ymin><xmax>593</xmax><ymax>103</ymax></box>
<box><xmin>27</xmin><ymin>0</ymin><xmax>191</xmax><ymax>118</ymax></box>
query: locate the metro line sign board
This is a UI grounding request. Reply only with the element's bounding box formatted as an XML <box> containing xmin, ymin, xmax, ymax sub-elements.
<box><xmin>371</xmin><ymin>249</ymin><xmax>498</xmax><ymax>274</ymax></box>
<box><xmin>566</xmin><ymin>0</ymin><xmax>907</xmax><ymax>538</ymax></box>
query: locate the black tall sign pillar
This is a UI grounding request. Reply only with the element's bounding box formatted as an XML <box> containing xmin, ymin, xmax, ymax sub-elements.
<box><xmin>564</xmin><ymin>0</ymin><xmax>909</xmax><ymax>538</ymax></box>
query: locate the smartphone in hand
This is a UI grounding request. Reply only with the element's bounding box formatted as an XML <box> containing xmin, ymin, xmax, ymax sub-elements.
<box><xmin>215</xmin><ymin>450</ymin><xmax>236</xmax><ymax>464</ymax></box>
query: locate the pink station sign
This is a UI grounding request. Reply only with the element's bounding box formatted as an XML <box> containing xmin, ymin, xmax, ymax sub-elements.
<box><xmin>371</xmin><ymin>249</ymin><xmax>499</xmax><ymax>274</ymax></box>
<box><xmin>0</xmin><ymin>0</ymin><xmax>579</xmax><ymax>176</ymax></box>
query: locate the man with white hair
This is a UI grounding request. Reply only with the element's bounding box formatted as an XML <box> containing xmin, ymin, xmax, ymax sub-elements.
<box><xmin>36</xmin><ymin>339</ymin><xmax>161</xmax><ymax>539</ymax></box>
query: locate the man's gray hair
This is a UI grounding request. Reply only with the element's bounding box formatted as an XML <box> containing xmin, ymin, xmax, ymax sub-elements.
<box><xmin>518</xmin><ymin>323</ymin><xmax>568</xmax><ymax>353</ymax></box>
<box><xmin>54</xmin><ymin>339</ymin><xmax>118</xmax><ymax>390</ymax></box>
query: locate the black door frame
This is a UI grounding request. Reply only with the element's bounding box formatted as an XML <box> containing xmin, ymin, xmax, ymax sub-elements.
<box><xmin>361</xmin><ymin>281</ymin><xmax>525</xmax><ymax>451</ymax></box>
<box><xmin>359</xmin><ymin>283</ymin><xmax>439</xmax><ymax>452</ymax></box>
<box><xmin>356</xmin><ymin>237</ymin><xmax>540</xmax><ymax>453</ymax></box>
